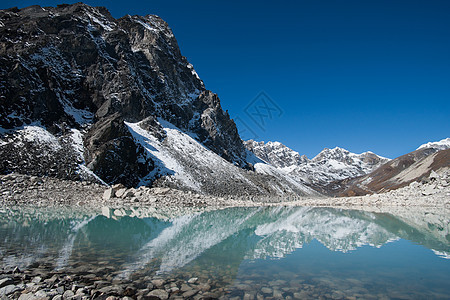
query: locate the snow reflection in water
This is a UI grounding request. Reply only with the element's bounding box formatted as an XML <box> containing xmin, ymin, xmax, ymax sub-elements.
<box><xmin>0</xmin><ymin>205</ymin><xmax>449</xmax><ymax>298</ymax></box>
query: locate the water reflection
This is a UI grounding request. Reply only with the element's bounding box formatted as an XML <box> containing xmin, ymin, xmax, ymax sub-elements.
<box><xmin>0</xmin><ymin>206</ymin><xmax>448</xmax><ymax>272</ymax></box>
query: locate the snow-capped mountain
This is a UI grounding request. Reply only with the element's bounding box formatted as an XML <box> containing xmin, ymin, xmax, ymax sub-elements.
<box><xmin>417</xmin><ymin>138</ymin><xmax>450</xmax><ymax>151</ymax></box>
<box><xmin>0</xmin><ymin>4</ymin><xmax>317</xmax><ymax>196</ymax></box>
<box><xmin>244</xmin><ymin>140</ymin><xmax>309</xmax><ymax>168</ymax></box>
<box><xmin>245</xmin><ymin>140</ymin><xmax>390</xmax><ymax>188</ymax></box>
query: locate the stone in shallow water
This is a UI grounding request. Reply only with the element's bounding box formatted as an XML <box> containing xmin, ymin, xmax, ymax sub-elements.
<box><xmin>180</xmin><ymin>283</ymin><xmax>191</xmax><ymax>292</ymax></box>
<box><xmin>261</xmin><ymin>287</ymin><xmax>272</xmax><ymax>294</ymax></box>
<box><xmin>293</xmin><ymin>291</ymin><xmax>309</xmax><ymax>299</ymax></box>
<box><xmin>151</xmin><ymin>279</ymin><xmax>165</xmax><ymax>288</ymax></box>
<box><xmin>182</xmin><ymin>289</ymin><xmax>198</xmax><ymax>298</ymax></box>
<box><xmin>187</xmin><ymin>277</ymin><xmax>198</xmax><ymax>284</ymax></box>
<box><xmin>273</xmin><ymin>290</ymin><xmax>283</xmax><ymax>298</ymax></box>
<box><xmin>146</xmin><ymin>289</ymin><xmax>169</xmax><ymax>300</ymax></box>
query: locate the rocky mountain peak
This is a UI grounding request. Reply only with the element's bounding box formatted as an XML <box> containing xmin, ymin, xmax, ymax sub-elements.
<box><xmin>417</xmin><ymin>138</ymin><xmax>450</xmax><ymax>151</ymax></box>
<box><xmin>0</xmin><ymin>3</ymin><xmax>250</xmax><ymax>187</ymax></box>
<box><xmin>244</xmin><ymin>140</ymin><xmax>309</xmax><ymax>168</ymax></box>
<box><xmin>245</xmin><ymin>140</ymin><xmax>390</xmax><ymax>191</ymax></box>
<box><xmin>312</xmin><ymin>147</ymin><xmax>351</xmax><ymax>162</ymax></box>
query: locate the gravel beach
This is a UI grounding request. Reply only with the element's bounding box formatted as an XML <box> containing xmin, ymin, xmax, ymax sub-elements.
<box><xmin>1</xmin><ymin>169</ymin><xmax>449</xmax><ymax>209</ymax></box>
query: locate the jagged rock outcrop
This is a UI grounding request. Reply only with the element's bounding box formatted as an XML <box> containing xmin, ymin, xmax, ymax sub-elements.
<box><xmin>0</xmin><ymin>3</ymin><xmax>250</xmax><ymax>187</ymax></box>
<box><xmin>84</xmin><ymin>113</ymin><xmax>153</xmax><ymax>186</ymax></box>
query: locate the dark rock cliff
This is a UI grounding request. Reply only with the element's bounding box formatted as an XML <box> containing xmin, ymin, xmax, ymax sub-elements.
<box><xmin>0</xmin><ymin>3</ymin><xmax>248</xmax><ymax>186</ymax></box>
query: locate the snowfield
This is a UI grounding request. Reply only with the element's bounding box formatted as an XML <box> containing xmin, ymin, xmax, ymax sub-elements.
<box><xmin>126</xmin><ymin>119</ymin><xmax>318</xmax><ymax>196</ymax></box>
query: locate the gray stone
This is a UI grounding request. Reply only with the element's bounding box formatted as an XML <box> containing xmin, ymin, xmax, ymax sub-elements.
<box><xmin>182</xmin><ymin>289</ymin><xmax>198</xmax><ymax>298</ymax></box>
<box><xmin>123</xmin><ymin>190</ymin><xmax>135</xmax><ymax>198</ymax></box>
<box><xmin>0</xmin><ymin>284</ymin><xmax>20</xmax><ymax>296</ymax></box>
<box><xmin>273</xmin><ymin>290</ymin><xmax>283</xmax><ymax>299</ymax></box>
<box><xmin>34</xmin><ymin>290</ymin><xmax>49</xmax><ymax>299</ymax></box>
<box><xmin>56</xmin><ymin>287</ymin><xmax>65</xmax><ymax>295</ymax></box>
<box><xmin>198</xmin><ymin>283</ymin><xmax>211</xmax><ymax>292</ymax></box>
<box><xmin>180</xmin><ymin>284</ymin><xmax>191</xmax><ymax>292</ymax></box>
<box><xmin>293</xmin><ymin>291</ymin><xmax>309</xmax><ymax>299</ymax></box>
<box><xmin>261</xmin><ymin>287</ymin><xmax>272</xmax><ymax>294</ymax></box>
<box><xmin>62</xmin><ymin>290</ymin><xmax>74</xmax><ymax>299</ymax></box>
<box><xmin>19</xmin><ymin>293</ymin><xmax>39</xmax><ymax>300</ymax></box>
<box><xmin>243</xmin><ymin>293</ymin><xmax>255</xmax><ymax>300</ymax></box>
<box><xmin>99</xmin><ymin>285</ymin><xmax>123</xmax><ymax>295</ymax></box>
<box><xmin>115</xmin><ymin>188</ymin><xmax>127</xmax><ymax>198</ymax></box>
<box><xmin>422</xmin><ymin>185</ymin><xmax>436</xmax><ymax>196</ymax></box>
<box><xmin>0</xmin><ymin>278</ymin><xmax>13</xmax><ymax>289</ymax></box>
<box><xmin>32</xmin><ymin>277</ymin><xmax>42</xmax><ymax>284</ymax></box>
<box><xmin>52</xmin><ymin>295</ymin><xmax>62</xmax><ymax>300</ymax></box>
<box><xmin>151</xmin><ymin>279</ymin><xmax>165</xmax><ymax>288</ymax></box>
<box><xmin>187</xmin><ymin>277</ymin><xmax>198</xmax><ymax>284</ymax></box>
<box><xmin>103</xmin><ymin>188</ymin><xmax>115</xmax><ymax>200</ymax></box>
<box><xmin>146</xmin><ymin>289</ymin><xmax>168</xmax><ymax>300</ymax></box>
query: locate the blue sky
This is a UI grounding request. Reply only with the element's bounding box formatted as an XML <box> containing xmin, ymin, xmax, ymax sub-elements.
<box><xmin>5</xmin><ymin>0</ymin><xmax>450</xmax><ymax>159</ymax></box>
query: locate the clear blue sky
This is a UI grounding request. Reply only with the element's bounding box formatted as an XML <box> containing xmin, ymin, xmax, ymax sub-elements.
<box><xmin>5</xmin><ymin>0</ymin><xmax>450</xmax><ymax>159</ymax></box>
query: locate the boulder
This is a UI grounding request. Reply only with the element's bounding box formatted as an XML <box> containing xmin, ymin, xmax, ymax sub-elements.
<box><xmin>146</xmin><ymin>289</ymin><xmax>168</xmax><ymax>300</ymax></box>
<box><xmin>0</xmin><ymin>278</ymin><xmax>13</xmax><ymax>289</ymax></box>
<box><xmin>103</xmin><ymin>188</ymin><xmax>115</xmax><ymax>200</ymax></box>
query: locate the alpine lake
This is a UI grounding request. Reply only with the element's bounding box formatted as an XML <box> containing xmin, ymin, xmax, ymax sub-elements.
<box><xmin>1</xmin><ymin>205</ymin><xmax>449</xmax><ymax>299</ymax></box>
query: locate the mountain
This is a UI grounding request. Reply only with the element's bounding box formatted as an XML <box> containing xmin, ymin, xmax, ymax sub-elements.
<box><xmin>245</xmin><ymin>140</ymin><xmax>389</xmax><ymax>192</ymax></box>
<box><xmin>244</xmin><ymin>140</ymin><xmax>309</xmax><ymax>168</ymax></box>
<box><xmin>335</xmin><ymin>139</ymin><xmax>450</xmax><ymax>196</ymax></box>
<box><xmin>417</xmin><ymin>137</ymin><xmax>450</xmax><ymax>151</ymax></box>
<box><xmin>0</xmin><ymin>4</ymin><xmax>317</xmax><ymax>196</ymax></box>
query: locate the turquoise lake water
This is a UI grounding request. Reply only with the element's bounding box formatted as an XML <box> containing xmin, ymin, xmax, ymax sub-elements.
<box><xmin>0</xmin><ymin>206</ymin><xmax>449</xmax><ymax>299</ymax></box>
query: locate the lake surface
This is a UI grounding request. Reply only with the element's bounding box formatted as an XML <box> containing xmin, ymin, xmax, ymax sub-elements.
<box><xmin>1</xmin><ymin>205</ymin><xmax>449</xmax><ymax>299</ymax></box>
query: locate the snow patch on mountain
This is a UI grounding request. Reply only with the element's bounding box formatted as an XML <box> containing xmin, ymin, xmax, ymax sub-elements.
<box><xmin>0</xmin><ymin>124</ymin><xmax>101</xmax><ymax>182</ymax></box>
<box><xmin>417</xmin><ymin>138</ymin><xmax>450</xmax><ymax>151</ymax></box>
<box><xmin>125</xmin><ymin>120</ymin><xmax>318</xmax><ymax>196</ymax></box>
<box><xmin>245</xmin><ymin>141</ymin><xmax>390</xmax><ymax>187</ymax></box>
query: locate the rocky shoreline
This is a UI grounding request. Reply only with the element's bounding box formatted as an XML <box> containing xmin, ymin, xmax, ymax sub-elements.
<box><xmin>1</xmin><ymin>171</ymin><xmax>449</xmax><ymax>300</ymax></box>
<box><xmin>0</xmin><ymin>261</ymin><xmax>231</xmax><ymax>300</ymax></box>
<box><xmin>1</xmin><ymin>169</ymin><xmax>449</xmax><ymax>209</ymax></box>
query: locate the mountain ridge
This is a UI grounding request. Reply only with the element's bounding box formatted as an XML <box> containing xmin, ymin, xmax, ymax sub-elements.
<box><xmin>0</xmin><ymin>3</ymin><xmax>317</xmax><ymax>196</ymax></box>
<box><xmin>244</xmin><ymin>139</ymin><xmax>390</xmax><ymax>192</ymax></box>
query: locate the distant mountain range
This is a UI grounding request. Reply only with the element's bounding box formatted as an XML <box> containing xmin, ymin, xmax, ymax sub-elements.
<box><xmin>245</xmin><ymin>140</ymin><xmax>389</xmax><ymax>188</ymax></box>
<box><xmin>0</xmin><ymin>3</ymin><xmax>448</xmax><ymax>198</ymax></box>
<box><xmin>245</xmin><ymin>138</ymin><xmax>449</xmax><ymax>196</ymax></box>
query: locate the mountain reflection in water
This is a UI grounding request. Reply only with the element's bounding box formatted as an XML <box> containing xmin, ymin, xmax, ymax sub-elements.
<box><xmin>0</xmin><ymin>205</ymin><xmax>449</xmax><ymax>298</ymax></box>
